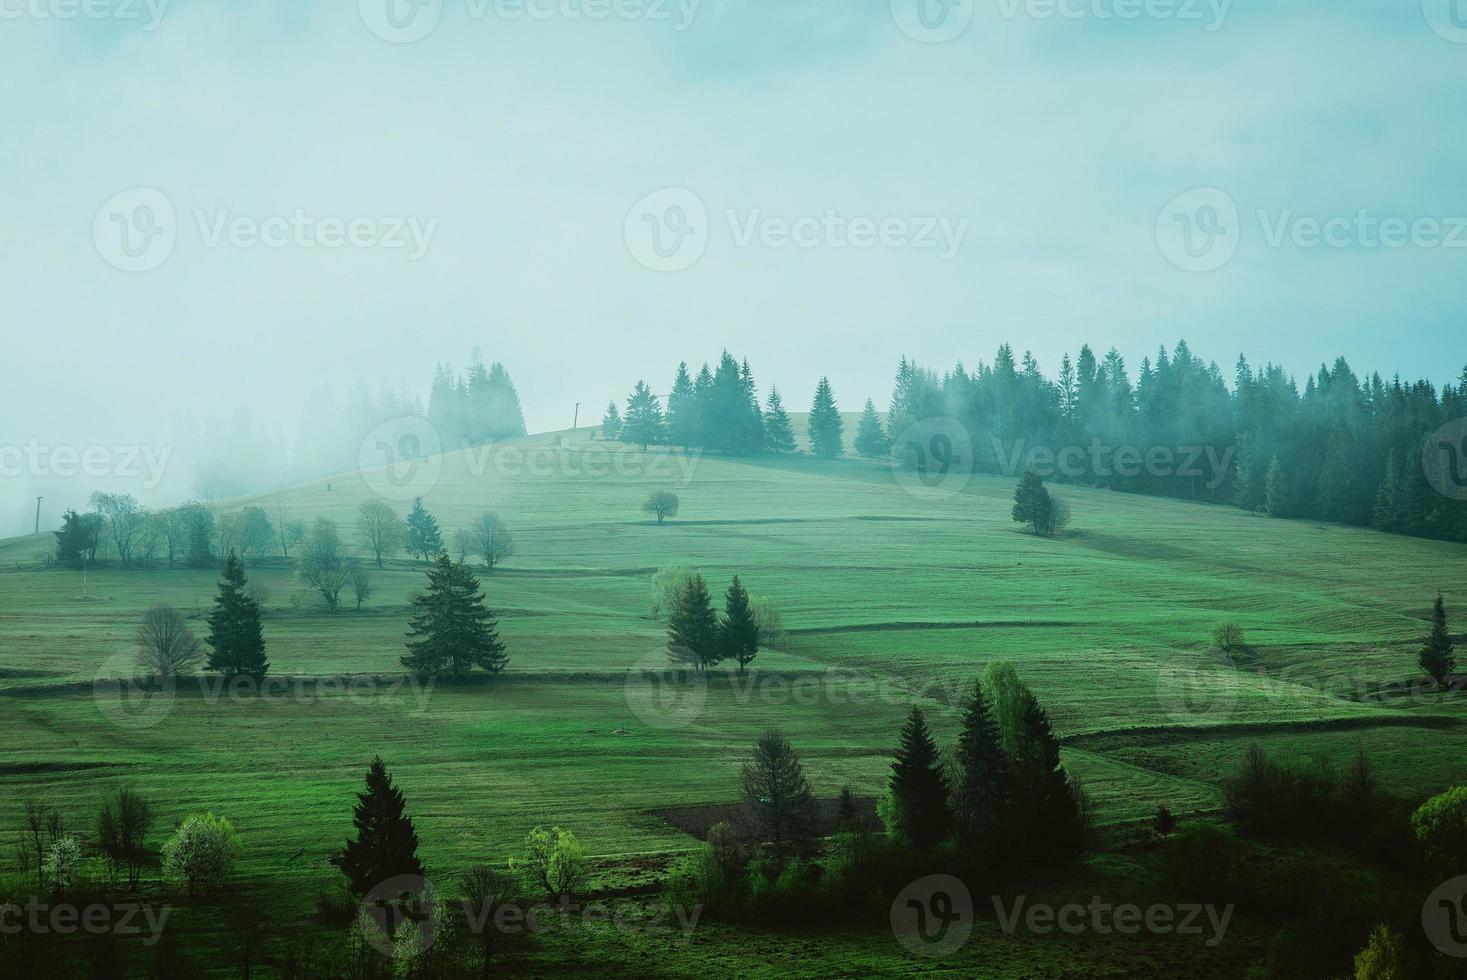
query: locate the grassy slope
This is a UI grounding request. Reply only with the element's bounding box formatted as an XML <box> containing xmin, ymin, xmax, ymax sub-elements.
<box><xmin>1</xmin><ymin>429</ymin><xmax>1464</xmax><ymax>974</ymax></box>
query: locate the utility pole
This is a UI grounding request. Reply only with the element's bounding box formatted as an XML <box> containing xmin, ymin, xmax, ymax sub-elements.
<box><xmin>35</xmin><ymin>497</ymin><xmax>43</xmax><ymax>535</ymax></box>
<box><xmin>572</xmin><ymin>402</ymin><xmax>581</xmax><ymax>430</ymax></box>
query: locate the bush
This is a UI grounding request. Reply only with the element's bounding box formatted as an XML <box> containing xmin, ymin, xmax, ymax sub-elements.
<box><xmin>43</xmin><ymin>836</ymin><xmax>84</xmax><ymax>894</ymax></box>
<box><xmin>664</xmin><ymin>822</ymin><xmax>748</xmax><ymax>917</ymax></box>
<box><xmin>1411</xmin><ymin>785</ymin><xmax>1467</xmax><ymax>873</ymax></box>
<box><xmin>162</xmin><ymin>813</ymin><xmax>240</xmax><ymax>896</ymax></box>
<box><xmin>1353</xmin><ymin>924</ymin><xmax>1415</xmax><ymax>980</ymax></box>
<box><xmin>1161</xmin><ymin>824</ymin><xmax>1238</xmax><ymax>903</ymax></box>
<box><xmin>1213</xmin><ymin>623</ymin><xmax>1245</xmax><ymax>654</ymax></box>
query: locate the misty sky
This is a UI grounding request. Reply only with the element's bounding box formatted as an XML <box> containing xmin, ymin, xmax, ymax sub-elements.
<box><xmin>3</xmin><ymin>0</ymin><xmax>1466</xmax><ymax>533</ymax></box>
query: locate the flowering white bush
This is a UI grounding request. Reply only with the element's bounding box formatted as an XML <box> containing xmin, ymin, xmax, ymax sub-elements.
<box><xmin>43</xmin><ymin>835</ymin><xmax>84</xmax><ymax>893</ymax></box>
<box><xmin>161</xmin><ymin>813</ymin><xmax>240</xmax><ymax>895</ymax></box>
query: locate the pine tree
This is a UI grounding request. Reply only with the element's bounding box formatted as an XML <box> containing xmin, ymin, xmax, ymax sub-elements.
<box><xmin>204</xmin><ymin>552</ymin><xmax>268</xmax><ymax>680</ymax></box>
<box><xmin>601</xmin><ymin>401</ymin><xmax>622</xmax><ymax>441</ymax></box>
<box><xmin>405</xmin><ymin>497</ymin><xmax>444</xmax><ymax>561</ymax></box>
<box><xmin>331</xmin><ymin>757</ymin><xmax>424</xmax><ymax>895</ymax></box>
<box><xmin>952</xmin><ymin>681</ymin><xmax>1013</xmax><ymax>861</ymax></box>
<box><xmin>739</xmin><ymin>358</ymin><xmax>767</xmax><ymax>455</ymax></box>
<box><xmin>666</xmin><ymin>362</ymin><xmax>698</xmax><ymax>448</ymax></box>
<box><xmin>763</xmin><ymin>388</ymin><xmax>796</xmax><ymax>454</ymax></box>
<box><xmin>888</xmin><ymin>356</ymin><xmax>917</xmax><ymax>442</ymax></box>
<box><xmin>667</xmin><ymin>573</ymin><xmax>720</xmax><ymax>672</ymax></box>
<box><xmin>740</xmin><ymin>730</ymin><xmax>821</xmax><ymax>863</ymax></box>
<box><xmin>623</xmin><ymin>380</ymin><xmax>665</xmax><ymax>450</ymax></box>
<box><xmin>887</xmin><ymin>707</ymin><xmax>950</xmax><ymax>852</ymax></box>
<box><xmin>853</xmin><ymin>399</ymin><xmax>891</xmax><ymax>458</ymax></box>
<box><xmin>808</xmin><ymin>377</ymin><xmax>844</xmax><ymax>458</ymax></box>
<box><xmin>1263</xmin><ymin>453</ymin><xmax>1290</xmax><ymax>518</ymax></box>
<box><xmin>1420</xmin><ymin>593</ymin><xmax>1456</xmax><ymax>688</ymax></box>
<box><xmin>1010</xmin><ymin>689</ymin><xmax>1083</xmax><ymax>861</ymax></box>
<box><xmin>53</xmin><ymin>509</ymin><xmax>99</xmax><ymax>569</ymax></box>
<box><xmin>401</xmin><ymin>554</ymin><xmax>508</xmax><ymax>678</ymax></box>
<box><xmin>1011</xmin><ymin>469</ymin><xmax>1055</xmax><ymax>536</ymax></box>
<box><xmin>721</xmin><ymin>575</ymin><xmax>759</xmax><ymax>674</ymax></box>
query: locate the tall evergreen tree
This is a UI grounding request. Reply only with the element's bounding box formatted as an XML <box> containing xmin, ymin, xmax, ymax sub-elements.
<box><xmin>763</xmin><ymin>388</ymin><xmax>796</xmax><ymax>453</ymax></box>
<box><xmin>666</xmin><ymin>362</ymin><xmax>698</xmax><ymax>448</ymax></box>
<box><xmin>405</xmin><ymin>497</ymin><xmax>444</xmax><ymax>561</ymax></box>
<box><xmin>401</xmin><ymin>554</ymin><xmax>508</xmax><ymax>678</ymax></box>
<box><xmin>1263</xmin><ymin>453</ymin><xmax>1290</xmax><ymax>518</ymax></box>
<box><xmin>1420</xmin><ymin>594</ymin><xmax>1456</xmax><ymax>688</ymax></box>
<box><xmin>623</xmin><ymin>381</ymin><xmax>666</xmax><ymax>450</ymax></box>
<box><xmin>721</xmin><ymin>575</ymin><xmax>759</xmax><ymax>674</ymax></box>
<box><xmin>331</xmin><ymin>757</ymin><xmax>424</xmax><ymax>895</ymax></box>
<box><xmin>853</xmin><ymin>399</ymin><xmax>891</xmax><ymax>458</ymax></box>
<box><xmin>952</xmin><ymin>681</ymin><xmax>1014</xmax><ymax>862</ymax></box>
<box><xmin>739</xmin><ymin>358</ymin><xmax>767</xmax><ymax>454</ymax></box>
<box><xmin>740</xmin><ymin>730</ymin><xmax>821</xmax><ymax>863</ymax></box>
<box><xmin>666</xmin><ymin>573</ymin><xmax>720</xmax><ymax>671</ymax></box>
<box><xmin>53</xmin><ymin>509</ymin><xmax>100</xmax><ymax>569</ymax></box>
<box><xmin>601</xmin><ymin>401</ymin><xmax>622</xmax><ymax>441</ymax></box>
<box><xmin>886</xmin><ymin>707</ymin><xmax>950</xmax><ymax>852</ymax></box>
<box><xmin>808</xmin><ymin>377</ymin><xmax>844</xmax><ymax>458</ymax></box>
<box><xmin>204</xmin><ymin>552</ymin><xmax>268</xmax><ymax>680</ymax></box>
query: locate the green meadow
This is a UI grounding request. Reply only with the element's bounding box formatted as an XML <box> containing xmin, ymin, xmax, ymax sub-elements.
<box><xmin>2</xmin><ymin>428</ymin><xmax>1463</xmax><ymax>975</ymax></box>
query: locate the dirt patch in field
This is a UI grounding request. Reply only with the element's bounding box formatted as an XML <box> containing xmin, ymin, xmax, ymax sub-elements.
<box><xmin>650</xmin><ymin>796</ymin><xmax>880</xmax><ymax>841</ymax></box>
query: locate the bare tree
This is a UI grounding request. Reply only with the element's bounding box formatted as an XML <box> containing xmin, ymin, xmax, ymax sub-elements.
<box><xmin>470</xmin><ymin>512</ymin><xmax>515</xmax><ymax>572</ymax></box>
<box><xmin>297</xmin><ymin>518</ymin><xmax>351</xmax><ymax>612</ymax></box>
<box><xmin>98</xmin><ymin>786</ymin><xmax>154</xmax><ymax>889</ymax></box>
<box><xmin>136</xmin><ymin>603</ymin><xmax>202</xmax><ymax>678</ymax></box>
<box><xmin>459</xmin><ymin>865</ymin><xmax>523</xmax><ymax>976</ymax></box>
<box><xmin>350</xmin><ymin>563</ymin><xmax>373</xmax><ymax>611</ymax></box>
<box><xmin>641</xmin><ymin>491</ymin><xmax>680</xmax><ymax>525</ymax></box>
<box><xmin>90</xmin><ymin>492</ymin><xmax>148</xmax><ymax>568</ymax></box>
<box><xmin>452</xmin><ymin>528</ymin><xmax>474</xmax><ymax>563</ymax></box>
<box><xmin>356</xmin><ymin>500</ymin><xmax>404</xmax><ymax>569</ymax></box>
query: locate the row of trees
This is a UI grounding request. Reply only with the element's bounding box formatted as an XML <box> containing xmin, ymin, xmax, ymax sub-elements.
<box><xmin>881</xmin><ymin>344</ymin><xmax>1467</xmax><ymax>543</ymax></box>
<box><xmin>426</xmin><ymin>349</ymin><xmax>528</xmax><ymax>448</ymax></box>
<box><xmin>664</xmin><ymin>573</ymin><xmax>761</xmax><ymax>673</ymax></box>
<box><xmin>604</xmin><ymin>355</ymin><xmax>846</xmax><ymax>458</ymax></box>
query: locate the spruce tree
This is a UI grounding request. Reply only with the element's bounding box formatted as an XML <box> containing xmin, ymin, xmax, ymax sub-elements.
<box><xmin>721</xmin><ymin>575</ymin><xmax>759</xmax><ymax>674</ymax></box>
<box><xmin>667</xmin><ymin>573</ymin><xmax>720</xmax><ymax>671</ymax></box>
<box><xmin>1011</xmin><ymin>469</ymin><xmax>1054</xmax><ymax>536</ymax></box>
<box><xmin>405</xmin><ymin>497</ymin><xmax>444</xmax><ymax>561</ymax></box>
<box><xmin>601</xmin><ymin>401</ymin><xmax>622</xmax><ymax>441</ymax></box>
<box><xmin>402</xmin><ymin>554</ymin><xmax>508</xmax><ymax>678</ymax></box>
<box><xmin>808</xmin><ymin>377</ymin><xmax>844</xmax><ymax>458</ymax></box>
<box><xmin>952</xmin><ymin>681</ymin><xmax>1014</xmax><ymax>862</ymax></box>
<box><xmin>887</xmin><ymin>707</ymin><xmax>950</xmax><ymax>852</ymax></box>
<box><xmin>1420</xmin><ymin>593</ymin><xmax>1456</xmax><ymax>688</ymax></box>
<box><xmin>739</xmin><ymin>730</ymin><xmax>821</xmax><ymax>863</ymax></box>
<box><xmin>623</xmin><ymin>380</ymin><xmax>666</xmax><ymax>450</ymax></box>
<box><xmin>331</xmin><ymin>756</ymin><xmax>424</xmax><ymax>895</ymax></box>
<box><xmin>853</xmin><ymin>399</ymin><xmax>891</xmax><ymax>458</ymax></box>
<box><xmin>763</xmin><ymin>388</ymin><xmax>796</xmax><ymax>454</ymax></box>
<box><xmin>204</xmin><ymin>551</ymin><xmax>268</xmax><ymax>680</ymax></box>
<box><xmin>666</xmin><ymin>362</ymin><xmax>698</xmax><ymax>448</ymax></box>
<box><xmin>1263</xmin><ymin>454</ymin><xmax>1290</xmax><ymax>518</ymax></box>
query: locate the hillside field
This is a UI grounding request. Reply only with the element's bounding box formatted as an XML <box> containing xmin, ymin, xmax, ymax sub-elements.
<box><xmin>2</xmin><ymin>428</ymin><xmax>1464</xmax><ymax>975</ymax></box>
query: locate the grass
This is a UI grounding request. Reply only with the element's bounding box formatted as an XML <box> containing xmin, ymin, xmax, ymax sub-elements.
<box><xmin>1</xmin><ymin>428</ymin><xmax>1463</xmax><ymax>975</ymax></box>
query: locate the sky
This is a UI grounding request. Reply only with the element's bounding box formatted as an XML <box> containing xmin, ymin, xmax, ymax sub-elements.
<box><xmin>2</xmin><ymin>0</ymin><xmax>1466</xmax><ymax>533</ymax></box>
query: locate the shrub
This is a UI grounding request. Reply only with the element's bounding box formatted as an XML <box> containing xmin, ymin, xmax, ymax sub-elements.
<box><xmin>1213</xmin><ymin>623</ymin><xmax>1245</xmax><ymax>654</ymax></box>
<box><xmin>1411</xmin><ymin>785</ymin><xmax>1467</xmax><ymax>873</ymax></box>
<box><xmin>162</xmin><ymin>813</ymin><xmax>240</xmax><ymax>896</ymax></box>
<box><xmin>1353</xmin><ymin>924</ymin><xmax>1414</xmax><ymax>980</ymax></box>
<box><xmin>43</xmin><ymin>836</ymin><xmax>84</xmax><ymax>894</ymax></box>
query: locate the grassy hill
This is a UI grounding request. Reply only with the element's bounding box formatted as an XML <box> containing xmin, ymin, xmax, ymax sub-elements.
<box><xmin>1</xmin><ymin>429</ymin><xmax>1463</xmax><ymax>974</ymax></box>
